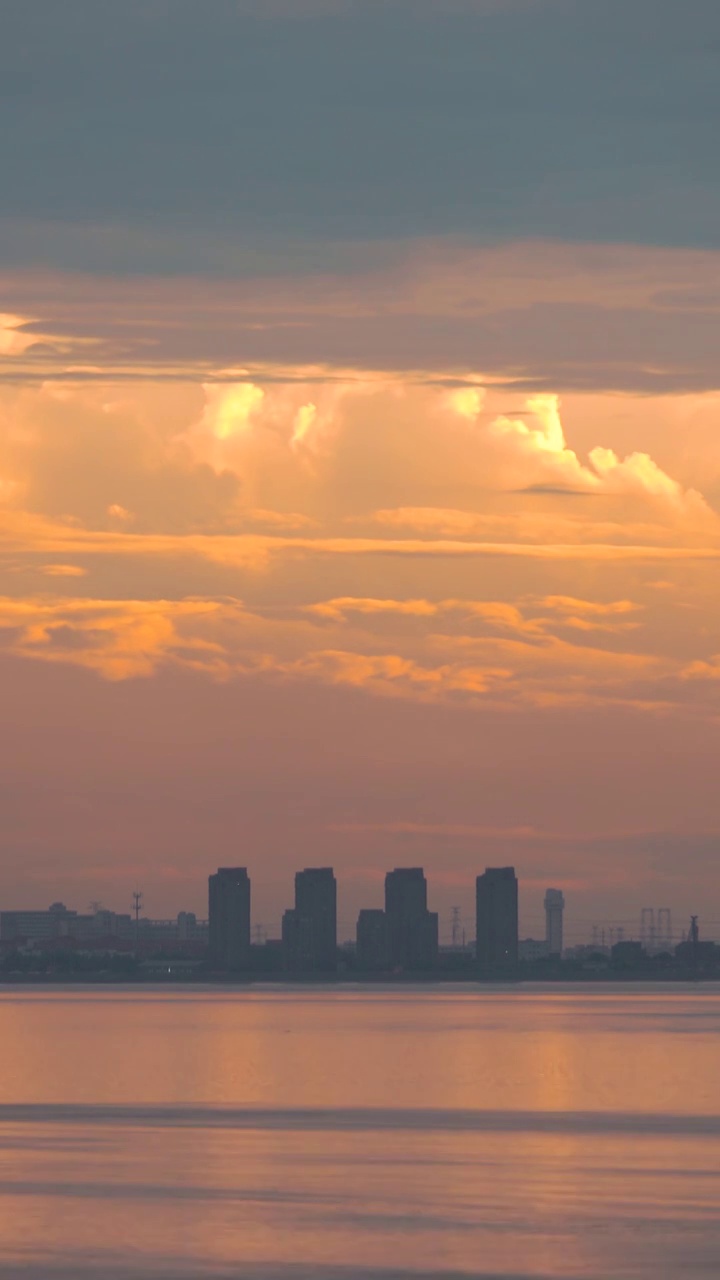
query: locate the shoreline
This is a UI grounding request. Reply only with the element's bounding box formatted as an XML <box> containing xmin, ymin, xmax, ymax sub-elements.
<box><xmin>0</xmin><ymin>973</ymin><xmax>716</xmax><ymax>987</ymax></box>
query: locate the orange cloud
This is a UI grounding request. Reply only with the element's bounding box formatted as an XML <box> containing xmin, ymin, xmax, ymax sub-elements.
<box><xmin>303</xmin><ymin>595</ymin><xmax>642</xmax><ymax>641</ymax></box>
<box><xmin>539</xmin><ymin>596</ymin><xmax>638</xmax><ymax>617</ymax></box>
<box><xmin>0</xmin><ymin>369</ymin><xmax>718</xmax><ymax>725</ymax></box>
<box><xmin>0</xmin><ymin>597</ymin><xmax>229</xmax><ymax>680</ymax></box>
<box><xmin>306</xmin><ymin>597</ymin><xmax>440</xmax><ymax>621</ymax></box>
<box><xmin>40</xmin><ymin>563</ymin><xmax>88</xmax><ymax>578</ymax></box>
<box><xmin>2</xmin><ymin>508</ymin><xmax>720</xmax><ymax>584</ymax></box>
<box><xmin>277</xmin><ymin>649</ymin><xmax>512</xmax><ymax>702</ymax></box>
<box><xmin>0</xmin><ymin>579</ymin><xmax>712</xmax><ymax>725</ymax></box>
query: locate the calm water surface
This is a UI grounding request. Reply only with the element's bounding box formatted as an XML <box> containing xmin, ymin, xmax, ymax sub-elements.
<box><xmin>0</xmin><ymin>984</ymin><xmax>718</xmax><ymax>1279</ymax></box>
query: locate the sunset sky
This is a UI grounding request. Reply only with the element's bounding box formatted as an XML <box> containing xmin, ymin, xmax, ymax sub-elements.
<box><xmin>2</xmin><ymin>0</ymin><xmax>720</xmax><ymax>941</ymax></box>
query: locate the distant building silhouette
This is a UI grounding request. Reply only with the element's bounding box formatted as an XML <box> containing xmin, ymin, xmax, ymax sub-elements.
<box><xmin>544</xmin><ymin>888</ymin><xmax>565</xmax><ymax>955</ymax></box>
<box><xmin>282</xmin><ymin>908</ymin><xmax>314</xmax><ymax>970</ymax></box>
<box><xmin>177</xmin><ymin>911</ymin><xmax>198</xmax><ymax>941</ymax></box>
<box><xmin>284</xmin><ymin>867</ymin><xmax>337</xmax><ymax>972</ymax></box>
<box><xmin>0</xmin><ymin>905</ymin><xmax>76</xmax><ymax>943</ymax></box>
<box><xmin>476</xmin><ymin>867</ymin><xmax>518</xmax><ymax>972</ymax></box>
<box><xmin>519</xmin><ymin>937</ymin><xmax>549</xmax><ymax>962</ymax></box>
<box><xmin>356</xmin><ymin>909</ymin><xmax>389</xmax><ymax>971</ymax></box>
<box><xmin>611</xmin><ymin>939</ymin><xmax>645</xmax><ymax>969</ymax></box>
<box><xmin>385</xmin><ymin>868</ymin><xmax>438</xmax><ymax>971</ymax></box>
<box><xmin>208</xmin><ymin>867</ymin><xmax>251</xmax><ymax>970</ymax></box>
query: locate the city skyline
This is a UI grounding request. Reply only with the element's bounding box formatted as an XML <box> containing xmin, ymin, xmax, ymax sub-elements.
<box><xmin>0</xmin><ymin>868</ymin><xmax>705</xmax><ymax>953</ymax></box>
<box><xmin>2</xmin><ymin>861</ymin><xmax>711</xmax><ymax>982</ymax></box>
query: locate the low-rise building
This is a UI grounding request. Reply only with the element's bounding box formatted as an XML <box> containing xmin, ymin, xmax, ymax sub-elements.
<box><xmin>519</xmin><ymin>937</ymin><xmax>550</xmax><ymax>962</ymax></box>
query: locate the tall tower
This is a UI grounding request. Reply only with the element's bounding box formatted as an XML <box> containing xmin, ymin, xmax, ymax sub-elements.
<box><xmin>384</xmin><ymin>868</ymin><xmax>438</xmax><ymax>971</ymax></box>
<box><xmin>208</xmin><ymin>867</ymin><xmax>251</xmax><ymax>970</ymax></box>
<box><xmin>544</xmin><ymin>888</ymin><xmax>565</xmax><ymax>956</ymax></box>
<box><xmin>476</xmin><ymin>867</ymin><xmax>518</xmax><ymax>972</ymax></box>
<box><xmin>289</xmin><ymin>867</ymin><xmax>337</xmax><ymax>972</ymax></box>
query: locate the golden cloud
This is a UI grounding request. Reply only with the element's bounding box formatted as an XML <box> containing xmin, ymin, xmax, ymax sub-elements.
<box><xmin>0</xmin><ymin>597</ymin><xmax>230</xmax><ymax>681</ymax></box>
<box><xmin>40</xmin><ymin>563</ymin><xmax>88</xmax><ymax>578</ymax></box>
<box><xmin>0</xmin><ymin>584</ymin><xmax>713</xmax><ymax>724</ymax></box>
<box><xmin>0</xmin><ymin>370</ymin><xmax>718</xmax><ymax>720</ymax></box>
<box><xmin>274</xmin><ymin>649</ymin><xmax>513</xmax><ymax>702</ymax></box>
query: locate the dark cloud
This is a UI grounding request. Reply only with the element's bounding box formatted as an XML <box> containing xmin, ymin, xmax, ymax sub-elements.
<box><xmin>1</xmin><ymin>0</ymin><xmax>719</xmax><ymax>273</ymax></box>
<box><xmin>5</xmin><ymin>272</ymin><xmax>720</xmax><ymax>394</ymax></box>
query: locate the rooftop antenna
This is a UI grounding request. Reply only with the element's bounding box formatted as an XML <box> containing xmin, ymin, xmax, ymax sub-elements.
<box><xmin>132</xmin><ymin>890</ymin><xmax>143</xmax><ymax>948</ymax></box>
<box><xmin>690</xmin><ymin>915</ymin><xmax>699</xmax><ymax>969</ymax></box>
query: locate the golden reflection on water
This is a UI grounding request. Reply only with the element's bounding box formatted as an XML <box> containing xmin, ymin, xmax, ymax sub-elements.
<box><xmin>2</xmin><ymin>985</ymin><xmax>716</xmax><ymax>1110</ymax></box>
<box><xmin>0</xmin><ymin>985</ymin><xmax>719</xmax><ymax>1278</ymax></box>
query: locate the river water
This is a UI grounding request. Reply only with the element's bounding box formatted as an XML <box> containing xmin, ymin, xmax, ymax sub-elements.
<box><xmin>0</xmin><ymin>984</ymin><xmax>718</xmax><ymax>1279</ymax></box>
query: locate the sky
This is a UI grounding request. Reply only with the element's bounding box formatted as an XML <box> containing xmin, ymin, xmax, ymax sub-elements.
<box><xmin>2</xmin><ymin>0</ymin><xmax>720</xmax><ymax>942</ymax></box>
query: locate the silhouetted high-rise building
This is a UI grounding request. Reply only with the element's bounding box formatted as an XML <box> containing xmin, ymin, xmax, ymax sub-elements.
<box><xmin>284</xmin><ymin>867</ymin><xmax>337</xmax><ymax>972</ymax></box>
<box><xmin>208</xmin><ymin>867</ymin><xmax>251</xmax><ymax>969</ymax></box>
<box><xmin>476</xmin><ymin>867</ymin><xmax>518</xmax><ymax>971</ymax></box>
<box><xmin>385</xmin><ymin>868</ymin><xmax>438</xmax><ymax>971</ymax></box>
<box><xmin>544</xmin><ymin>888</ymin><xmax>565</xmax><ymax>955</ymax></box>
<box><xmin>356</xmin><ymin>909</ymin><xmax>389</xmax><ymax>971</ymax></box>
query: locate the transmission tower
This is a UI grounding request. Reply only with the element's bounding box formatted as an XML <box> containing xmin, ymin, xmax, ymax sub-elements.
<box><xmin>657</xmin><ymin>908</ymin><xmax>672</xmax><ymax>950</ymax></box>
<box><xmin>640</xmin><ymin>908</ymin><xmax>655</xmax><ymax>951</ymax></box>
<box><xmin>451</xmin><ymin>907</ymin><xmax>461</xmax><ymax>948</ymax></box>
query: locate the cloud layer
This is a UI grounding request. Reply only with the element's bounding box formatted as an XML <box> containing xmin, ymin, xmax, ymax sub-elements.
<box><xmin>0</xmin><ymin>375</ymin><xmax>718</xmax><ymax>735</ymax></box>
